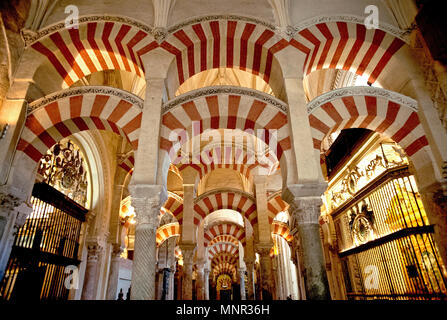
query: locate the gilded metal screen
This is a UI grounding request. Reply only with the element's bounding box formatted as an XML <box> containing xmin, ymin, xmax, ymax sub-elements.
<box><xmin>0</xmin><ymin>182</ymin><xmax>86</xmax><ymax>300</ymax></box>
<box><xmin>334</xmin><ymin>166</ymin><xmax>447</xmax><ymax>300</ymax></box>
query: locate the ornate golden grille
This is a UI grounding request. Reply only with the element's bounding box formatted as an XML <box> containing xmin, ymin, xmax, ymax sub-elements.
<box><xmin>334</xmin><ymin>166</ymin><xmax>447</xmax><ymax>300</ymax></box>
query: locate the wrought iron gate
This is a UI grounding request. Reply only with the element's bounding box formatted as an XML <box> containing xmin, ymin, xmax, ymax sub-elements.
<box><xmin>0</xmin><ymin>182</ymin><xmax>86</xmax><ymax>300</ymax></box>
<box><xmin>334</xmin><ymin>166</ymin><xmax>447</xmax><ymax>300</ymax></box>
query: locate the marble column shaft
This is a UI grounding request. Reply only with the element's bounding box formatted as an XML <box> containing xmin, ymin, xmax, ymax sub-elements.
<box><xmin>289</xmin><ymin>197</ymin><xmax>330</xmax><ymax>300</ymax></box>
<box><xmin>106</xmin><ymin>244</ymin><xmax>123</xmax><ymax>300</ymax></box>
<box><xmin>81</xmin><ymin>241</ymin><xmax>103</xmax><ymax>300</ymax></box>
<box><xmin>129</xmin><ymin>185</ymin><xmax>164</xmax><ymax>300</ymax></box>
<box><xmin>180</xmin><ymin>243</ymin><xmax>195</xmax><ymax>300</ymax></box>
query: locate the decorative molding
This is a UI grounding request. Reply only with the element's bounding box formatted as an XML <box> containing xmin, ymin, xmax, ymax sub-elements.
<box><xmin>255</xmin><ymin>243</ymin><xmax>273</xmax><ymax>256</ymax></box>
<box><xmin>167</xmin><ymin>15</ymin><xmax>277</xmax><ymax>35</ymax></box>
<box><xmin>28</xmin><ymin>86</ymin><xmax>143</xmax><ymax>115</ymax></box>
<box><xmin>307</xmin><ymin>86</ymin><xmax>418</xmax><ymax>114</ymax></box>
<box><xmin>21</xmin><ymin>15</ymin><xmax>154</xmax><ymax>46</ymax></box>
<box><xmin>291</xmin><ymin>15</ymin><xmax>409</xmax><ymax>43</ymax></box>
<box><xmin>163</xmin><ymin>86</ymin><xmax>288</xmax><ymax>114</ymax></box>
<box><xmin>86</xmin><ymin>241</ymin><xmax>103</xmax><ymax>262</ymax></box>
<box><xmin>195</xmin><ymin>187</ymin><xmax>255</xmax><ymax>204</ymax></box>
<box><xmin>288</xmin><ymin>197</ymin><xmax>323</xmax><ymax>225</ymax></box>
<box><xmin>0</xmin><ymin>193</ymin><xmax>22</xmax><ymax>214</ymax></box>
<box><xmin>22</xmin><ymin>14</ymin><xmax>279</xmax><ymax>47</ymax></box>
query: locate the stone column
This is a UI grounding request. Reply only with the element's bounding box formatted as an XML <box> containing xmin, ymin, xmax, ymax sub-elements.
<box><xmin>106</xmin><ymin>243</ymin><xmax>123</xmax><ymax>300</ymax></box>
<box><xmin>129</xmin><ymin>184</ymin><xmax>165</xmax><ymax>300</ymax></box>
<box><xmin>0</xmin><ymin>193</ymin><xmax>32</xmax><ymax>281</ymax></box>
<box><xmin>290</xmin><ymin>242</ymin><xmax>306</xmax><ymax>300</ymax></box>
<box><xmin>81</xmin><ymin>240</ymin><xmax>103</xmax><ymax>300</ymax></box>
<box><xmin>284</xmin><ymin>184</ymin><xmax>330</xmax><ymax>300</ymax></box>
<box><xmin>168</xmin><ymin>264</ymin><xmax>176</xmax><ymax>300</ymax></box>
<box><xmin>244</xmin><ymin>261</ymin><xmax>256</xmax><ymax>300</ymax></box>
<box><xmin>239</xmin><ymin>268</ymin><xmax>246</xmax><ymax>300</ymax></box>
<box><xmin>253</xmin><ymin>174</ymin><xmax>275</xmax><ymax>300</ymax></box>
<box><xmin>196</xmin><ymin>263</ymin><xmax>205</xmax><ymax>300</ymax></box>
<box><xmin>204</xmin><ymin>267</ymin><xmax>210</xmax><ymax>300</ymax></box>
<box><xmin>180</xmin><ymin>243</ymin><xmax>196</xmax><ymax>300</ymax></box>
<box><xmin>161</xmin><ymin>267</ymin><xmax>172</xmax><ymax>300</ymax></box>
<box><xmin>256</xmin><ymin>243</ymin><xmax>274</xmax><ymax>300</ymax></box>
<box><xmin>155</xmin><ymin>267</ymin><xmax>163</xmax><ymax>300</ymax></box>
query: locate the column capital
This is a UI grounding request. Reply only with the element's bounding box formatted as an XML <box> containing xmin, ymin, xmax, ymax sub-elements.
<box><xmin>244</xmin><ymin>260</ymin><xmax>255</xmax><ymax>269</ymax></box>
<box><xmin>0</xmin><ymin>192</ymin><xmax>22</xmax><ymax>215</ymax></box>
<box><xmin>289</xmin><ymin>197</ymin><xmax>323</xmax><ymax>225</ymax></box>
<box><xmin>179</xmin><ymin>243</ymin><xmax>196</xmax><ymax>262</ymax></box>
<box><xmin>111</xmin><ymin>243</ymin><xmax>124</xmax><ymax>258</ymax></box>
<box><xmin>129</xmin><ymin>184</ymin><xmax>167</xmax><ymax>227</ymax></box>
<box><xmin>86</xmin><ymin>240</ymin><xmax>103</xmax><ymax>262</ymax></box>
<box><xmin>283</xmin><ymin>183</ymin><xmax>327</xmax><ymax>226</ymax></box>
<box><xmin>255</xmin><ymin>242</ymin><xmax>273</xmax><ymax>256</ymax></box>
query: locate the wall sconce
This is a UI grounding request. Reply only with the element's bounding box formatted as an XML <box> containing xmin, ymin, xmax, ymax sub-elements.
<box><xmin>0</xmin><ymin>123</ymin><xmax>9</xmax><ymax>139</ymax></box>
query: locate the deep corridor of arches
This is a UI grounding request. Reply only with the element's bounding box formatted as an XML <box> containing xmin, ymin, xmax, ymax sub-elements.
<box><xmin>0</xmin><ymin>0</ymin><xmax>446</xmax><ymax>302</ymax></box>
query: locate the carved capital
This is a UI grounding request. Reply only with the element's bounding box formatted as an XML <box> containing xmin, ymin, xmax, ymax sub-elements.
<box><xmin>283</xmin><ymin>183</ymin><xmax>326</xmax><ymax>226</ymax></box>
<box><xmin>244</xmin><ymin>260</ymin><xmax>255</xmax><ymax>271</ymax></box>
<box><xmin>129</xmin><ymin>184</ymin><xmax>167</xmax><ymax>227</ymax></box>
<box><xmin>255</xmin><ymin>243</ymin><xmax>273</xmax><ymax>256</ymax></box>
<box><xmin>86</xmin><ymin>241</ymin><xmax>103</xmax><ymax>262</ymax></box>
<box><xmin>179</xmin><ymin>243</ymin><xmax>196</xmax><ymax>264</ymax></box>
<box><xmin>289</xmin><ymin>197</ymin><xmax>323</xmax><ymax>226</ymax></box>
<box><xmin>0</xmin><ymin>192</ymin><xmax>22</xmax><ymax>217</ymax></box>
<box><xmin>111</xmin><ymin>243</ymin><xmax>123</xmax><ymax>258</ymax></box>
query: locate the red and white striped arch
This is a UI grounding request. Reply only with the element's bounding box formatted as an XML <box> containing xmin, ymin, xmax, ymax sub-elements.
<box><xmin>163</xmin><ymin>19</ymin><xmax>288</xmax><ymax>90</ymax></box>
<box><xmin>208</xmin><ymin>242</ymin><xmax>239</xmax><ymax>260</ymax></box>
<box><xmin>162</xmin><ymin>192</ymin><xmax>184</xmax><ymax>224</ymax></box>
<box><xmin>194</xmin><ymin>190</ymin><xmax>257</xmax><ymax>226</ymax></box>
<box><xmin>208</xmin><ymin>235</ymin><xmax>240</xmax><ymax>247</ymax></box>
<box><xmin>179</xmin><ymin>163</ymin><xmax>253</xmax><ymax>181</ymax></box>
<box><xmin>30</xmin><ymin>20</ymin><xmax>156</xmax><ymax>87</ymax></box>
<box><xmin>212</xmin><ymin>263</ymin><xmax>237</xmax><ymax>279</ymax></box>
<box><xmin>160</xmin><ymin>90</ymin><xmax>291</xmax><ymax>164</ymax></box>
<box><xmin>204</xmin><ymin>223</ymin><xmax>246</xmax><ymax>247</ymax></box>
<box><xmin>291</xmin><ymin>21</ymin><xmax>405</xmax><ymax>84</ymax></box>
<box><xmin>267</xmin><ymin>193</ymin><xmax>289</xmax><ymax>224</ymax></box>
<box><xmin>18</xmin><ymin>88</ymin><xmax>142</xmax><ymax>163</ymax></box>
<box><xmin>211</xmin><ymin>253</ymin><xmax>239</xmax><ymax>268</ymax></box>
<box><xmin>156</xmin><ymin>222</ymin><xmax>180</xmax><ymax>247</ymax></box>
<box><xmin>308</xmin><ymin>87</ymin><xmax>430</xmax><ymax>170</ymax></box>
<box><xmin>272</xmin><ymin>221</ymin><xmax>293</xmax><ymax>242</ymax></box>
